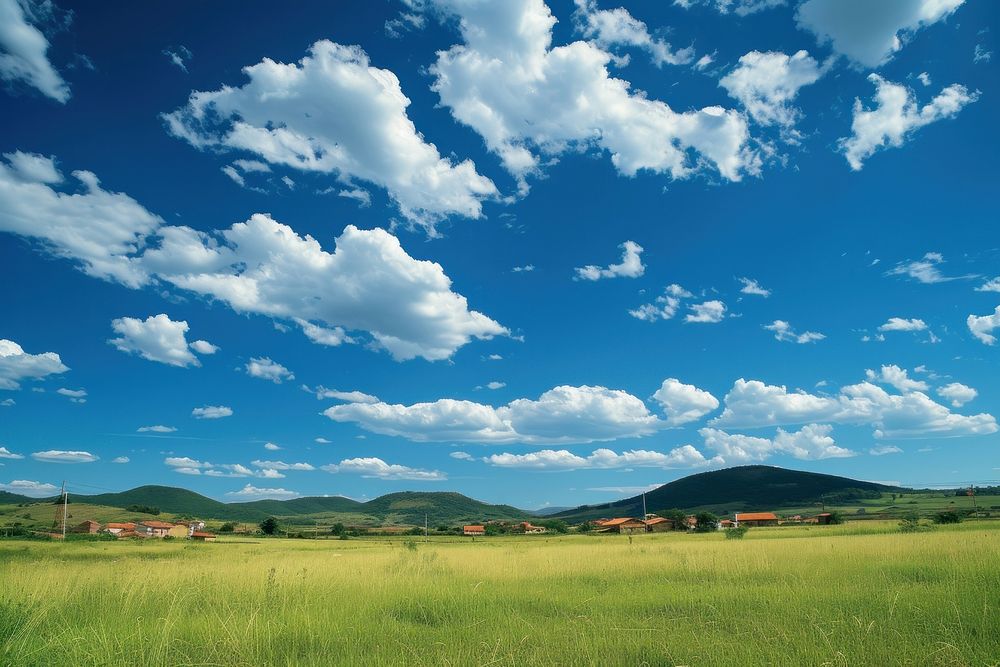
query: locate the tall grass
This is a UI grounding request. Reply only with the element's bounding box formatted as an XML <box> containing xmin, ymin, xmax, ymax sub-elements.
<box><xmin>1</xmin><ymin>523</ymin><xmax>998</xmax><ymax>665</ymax></box>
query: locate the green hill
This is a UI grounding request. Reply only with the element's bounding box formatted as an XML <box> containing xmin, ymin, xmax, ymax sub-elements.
<box><xmin>0</xmin><ymin>491</ymin><xmax>32</xmax><ymax>504</ymax></box>
<box><xmin>554</xmin><ymin>465</ymin><xmax>901</xmax><ymax>522</ymax></box>
<box><xmin>360</xmin><ymin>491</ymin><xmax>527</xmax><ymax>525</ymax></box>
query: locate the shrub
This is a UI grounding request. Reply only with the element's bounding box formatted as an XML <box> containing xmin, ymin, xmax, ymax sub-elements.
<box><xmin>826</xmin><ymin>511</ymin><xmax>844</xmax><ymax>525</ymax></box>
<box><xmin>694</xmin><ymin>512</ymin><xmax>719</xmax><ymax>533</ymax></box>
<box><xmin>899</xmin><ymin>513</ymin><xmax>931</xmax><ymax>533</ymax></box>
<box><xmin>218</xmin><ymin>522</ymin><xmax>236</xmax><ymax>533</ymax></box>
<box><xmin>126</xmin><ymin>504</ymin><xmax>160</xmax><ymax>515</ymax></box>
<box><xmin>259</xmin><ymin>517</ymin><xmax>279</xmax><ymax>535</ymax></box>
<box><xmin>725</xmin><ymin>526</ymin><xmax>749</xmax><ymax>540</ymax></box>
<box><xmin>577</xmin><ymin>521</ymin><xmax>595</xmax><ymax>533</ymax></box>
<box><xmin>933</xmin><ymin>510</ymin><xmax>962</xmax><ymax>524</ymax></box>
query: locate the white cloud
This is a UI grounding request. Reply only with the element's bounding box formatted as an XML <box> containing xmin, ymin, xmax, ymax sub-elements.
<box><xmin>263</xmin><ymin>442</ymin><xmax>281</xmax><ymax>451</ymax></box>
<box><xmin>295</xmin><ymin>319</ymin><xmax>352</xmax><ymax>348</ymax></box>
<box><xmin>675</xmin><ymin>0</ymin><xmax>785</xmax><ymax>16</ymax></box>
<box><xmin>937</xmin><ymin>382</ymin><xmax>977</xmax><ymax>407</ymax></box>
<box><xmin>720</xmin><ymin>50</ymin><xmax>826</xmax><ymax>134</ymax></box>
<box><xmin>764</xmin><ymin>320</ymin><xmax>825</xmax><ymax>344</ymax></box>
<box><xmin>701</xmin><ymin>423</ymin><xmax>854</xmax><ymax>461</ymax></box>
<box><xmin>325</xmin><ymin>384</ymin><xmax>663</xmax><ymax>444</ymax></box>
<box><xmin>573</xmin><ymin>0</ymin><xmax>694</xmax><ymax>67</ymax></box>
<box><xmin>111</xmin><ymin>456</ymin><xmax>130</xmax><ymax>464</ymax></box>
<box><xmin>711</xmin><ymin>377</ymin><xmax>997</xmax><ymax>439</ymax></box>
<box><xmin>975</xmin><ymin>277</ymin><xmax>1000</xmax><ymax>293</ymax></box>
<box><xmin>0</xmin><ymin>479</ymin><xmax>59</xmax><ymax>497</ymax></box>
<box><xmin>137</xmin><ymin>425</ymin><xmax>177</xmax><ymax>433</ymax></box>
<box><xmin>0</xmin><ymin>398</ymin><xmax>13</xmax><ymax>406</ymax></box>
<box><xmin>109</xmin><ymin>314</ymin><xmax>215</xmax><ymax>367</ymax></box>
<box><xmin>322</xmin><ymin>457</ymin><xmax>446</xmax><ymax>481</ymax></box>
<box><xmin>245</xmin><ymin>357</ymin><xmax>294</xmax><ymax>384</ymax></box>
<box><xmin>56</xmin><ymin>387</ymin><xmax>86</xmax><ymax>403</ymax></box>
<box><xmin>886</xmin><ymin>252</ymin><xmax>972</xmax><ymax>284</ymax></box>
<box><xmin>651</xmin><ymin>378</ymin><xmax>719</xmax><ymax>425</ymax></box>
<box><xmin>165</xmin><ymin>457</ymin><xmax>255</xmax><ymax>478</ymax></box>
<box><xmin>31</xmin><ymin>450</ymin><xmax>98</xmax><ymax>463</ymax></box>
<box><xmin>423</xmin><ymin>0</ymin><xmax>756</xmax><ymax>193</ymax></box>
<box><xmin>629</xmin><ymin>284</ymin><xmax>691</xmax><ymax>322</ymax></box>
<box><xmin>0</xmin><ymin>446</ymin><xmax>24</xmax><ymax>459</ymax></box>
<box><xmin>968</xmin><ymin>306</ymin><xmax>1000</xmax><ymax>345</ymax></box>
<box><xmin>311</xmin><ymin>386</ymin><xmax>380</xmax><ymax>404</ymax></box>
<box><xmin>0</xmin><ymin>0</ymin><xmax>70</xmax><ymax>102</ymax></box>
<box><xmin>0</xmin><ymin>338</ymin><xmax>68</xmax><ymax>390</ymax></box>
<box><xmin>485</xmin><ymin>445</ymin><xmax>719</xmax><ymax>470</ymax></box>
<box><xmin>163</xmin><ymin>40</ymin><xmax>497</xmax><ymax>231</ymax></box>
<box><xmin>865</xmin><ymin>365</ymin><xmax>928</xmax><ymax>393</ymax></box>
<box><xmin>163</xmin><ymin>45</ymin><xmax>192</xmax><ymax>72</ymax></box>
<box><xmin>250</xmin><ymin>460</ymin><xmax>315</xmax><ymax>471</ymax></box>
<box><xmin>226</xmin><ymin>483</ymin><xmax>298</xmax><ymax>499</ymax></box>
<box><xmin>686</xmin><ymin>300</ymin><xmax>727</xmax><ymax>323</ymax></box>
<box><xmin>738</xmin><ymin>277</ymin><xmax>770</xmax><ymax>297</ymax></box>
<box><xmin>336</xmin><ymin>187</ymin><xmax>372</xmax><ymax>208</ymax></box>
<box><xmin>796</xmin><ymin>0</ymin><xmax>965</xmax><ymax>68</ymax></box>
<box><xmin>0</xmin><ymin>152</ymin><xmax>162</xmax><ymax>287</ymax></box>
<box><xmin>917</xmin><ymin>72</ymin><xmax>931</xmax><ymax>86</ymax></box>
<box><xmin>486</xmin><ymin>381</ymin><xmax>506</xmax><ymax>390</ymax></box>
<box><xmin>191</xmin><ymin>405</ymin><xmax>232</xmax><ymax>419</ymax></box>
<box><xmin>974</xmin><ymin>44</ymin><xmax>992</xmax><ymax>64</ymax></box>
<box><xmin>575</xmin><ymin>240</ymin><xmax>644</xmax><ymax>281</ymax></box>
<box><xmin>693</xmin><ymin>53</ymin><xmax>715</xmax><ymax>71</ymax></box>
<box><xmin>512</xmin><ymin>265</ymin><xmax>535</xmax><ymax>273</ymax></box>
<box><xmin>450</xmin><ymin>451</ymin><xmax>474</xmax><ymax>460</ymax></box>
<box><xmin>870</xmin><ymin>445</ymin><xmax>903</xmax><ymax>456</ymax></box>
<box><xmin>878</xmin><ymin>317</ymin><xmax>927</xmax><ymax>332</ymax></box>
<box><xmin>314</xmin><ymin>437</ymin><xmax>332</xmax><ymax>444</ymax></box>
<box><xmin>839</xmin><ymin>75</ymin><xmax>979</xmax><ymax>170</ymax></box>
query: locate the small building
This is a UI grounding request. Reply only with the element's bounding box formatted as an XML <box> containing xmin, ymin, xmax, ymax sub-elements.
<box><xmin>643</xmin><ymin>517</ymin><xmax>674</xmax><ymax>532</ymax></box>
<box><xmin>599</xmin><ymin>517</ymin><xmax>647</xmax><ymax>534</ymax></box>
<box><xmin>136</xmin><ymin>520</ymin><xmax>178</xmax><ymax>538</ymax></box>
<box><xmin>190</xmin><ymin>531</ymin><xmax>216</xmax><ymax>542</ymax></box>
<box><xmin>115</xmin><ymin>530</ymin><xmax>139</xmax><ymax>539</ymax></box>
<box><xmin>105</xmin><ymin>522</ymin><xmax>136</xmax><ymax>535</ymax></box>
<box><xmin>72</xmin><ymin>520</ymin><xmax>101</xmax><ymax>534</ymax></box>
<box><xmin>719</xmin><ymin>519</ymin><xmax>733</xmax><ymax>529</ymax></box>
<box><xmin>518</xmin><ymin>522</ymin><xmax>547</xmax><ymax>534</ymax></box>
<box><xmin>815</xmin><ymin>512</ymin><xmax>834</xmax><ymax>525</ymax></box>
<box><xmin>463</xmin><ymin>525</ymin><xmax>485</xmax><ymax>536</ymax></box>
<box><xmin>735</xmin><ymin>512</ymin><xmax>779</xmax><ymax>527</ymax></box>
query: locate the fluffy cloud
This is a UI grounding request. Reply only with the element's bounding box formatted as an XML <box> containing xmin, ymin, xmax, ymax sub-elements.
<box><xmin>629</xmin><ymin>284</ymin><xmax>691</xmax><ymax>322</ymax></box>
<box><xmin>720</xmin><ymin>50</ymin><xmax>826</xmax><ymax>132</ymax></box>
<box><xmin>484</xmin><ymin>445</ymin><xmax>719</xmax><ymax>470</ymax></box>
<box><xmin>144</xmin><ymin>216</ymin><xmax>508</xmax><ymax>361</ymax></box>
<box><xmin>686</xmin><ymin>300</ymin><xmax>727</xmax><ymax>323</ymax></box>
<box><xmin>112</xmin><ymin>456</ymin><xmax>129</xmax><ymax>464</ymax></box>
<box><xmin>975</xmin><ymin>277</ymin><xmax>1000</xmax><ymax>293</ymax></box>
<box><xmin>31</xmin><ymin>450</ymin><xmax>98</xmax><ymax>463</ymax></box>
<box><xmin>573</xmin><ymin>0</ymin><xmax>693</xmax><ymax>67</ymax></box>
<box><xmin>226</xmin><ymin>484</ymin><xmax>298</xmax><ymax>499</ymax></box>
<box><xmin>866</xmin><ymin>365</ymin><xmax>928</xmax><ymax>393</ymax></box>
<box><xmin>245</xmin><ymin>357</ymin><xmax>294</xmax><ymax>384</ymax></box>
<box><xmin>165</xmin><ymin>457</ymin><xmax>254</xmax><ymax>477</ymax></box>
<box><xmin>701</xmin><ymin>423</ymin><xmax>853</xmax><ymax>461</ymax></box>
<box><xmin>191</xmin><ymin>405</ymin><xmax>232</xmax><ymax>419</ymax></box>
<box><xmin>738</xmin><ymin>277</ymin><xmax>770</xmax><ymax>297</ymax></box>
<box><xmin>968</xmin><ymin>306</ymin><xmax>1000</xmax><ymax>345</ymax></box>
<box><xmin>764</xmin><ymin>320</ymin><xmax>825</xmax><ymax>344</ymax></box>
<box><xmin>0</xmin><ymin>152</ymin><xmax>163</xmax><ymax>287</ymax></box>
<box><xmin>574</xmin><ymin>241</ymin><xmax>644</xmax><ymax>281</ymax></box>
<box><xmin>711</xmin><ymin>377</ymin><xmax>997</xmax><ymax>439</ymax></box>
<box><xmin>322</xmin><ymin>457</ymin><xmax>446</xmax><ymax>481</ymax></box>
<box><xmin>651</xmin><ymin>378</ymin><xmax>719</xmax><ymax>425</ymax></box>
<box><xmin>310</xmin><ymin>386</ymin><xmax>380</xmax><ymax>404</ymax></box>
<box><xmin>109</xmin><ymin>314</ymin><xmax>215</xmax><ymax>367</ymax></box>
<box><xmin>137</xmin><ymin>425</ymin><xmax>177</xmax><ymax>433</ymax></box>
<box><xmin>0</xmin><ymin>479</ymin><xmax>59</xmax><ymax>497</ymax></box>
<box><xmin>163</xmin><ymin>40</ymin><xmax>496</xmax><ymax>231</ymax></box>
<box><xmin>0</xmin><ymin>338</ymin><xmax>68</xmax><ymax>390</ymax></box>
<box><xmin>878</xmin><ymin>317</ymin><xmax>927</xmax><ymax>332</ymax></box>
<box><xmin>250</xmin><ymin>460</ymin><xmax>315</xmax><ymax>471</ymax></box>
<box><xmin>796</xmin><ymin>0</ymin><xmax>964</xmax><ymax>68</ymax></box>
<box><xmin>0</xmin><ymin>0</ymin><xmax>70</xmax><ymax>102</ymax></box>
<box><xmin>937</xmin><ymin>383</ymin><xmax>977</xmax><ymax>407</ymax></box>
<box><xmin>423</xmin><ymin>0</ymin><xmax>756</xmax><ymax>192</ymax></box>
<box><xmin>0</xmin><ymin>446</ymin><xmax>24</xmax><ymax>459</ymax></box>
<box><xmin>325</xmin><ymin>384</ymin><xmax>663</xmax><ymax>444</ymax></box>
<box><xmin>839</xmin><ymin>75</ymin><xmax>979</xmax><ymax>170</ymax></box>
<box><xmin>56</xmin><ymin>387</ymin><xmax>86</xmax><ymax>403</ymax></box>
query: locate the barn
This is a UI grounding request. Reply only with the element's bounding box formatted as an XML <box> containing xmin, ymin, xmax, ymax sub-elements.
<box><xmin>598</xmin><ymin>518</ymin><xmax>647</xmax><ymax>534</ymax></box>
<box><xmin>735</xmin><ymin>512</ymin><xmax>779</xmax><ymax>527</ymax></box>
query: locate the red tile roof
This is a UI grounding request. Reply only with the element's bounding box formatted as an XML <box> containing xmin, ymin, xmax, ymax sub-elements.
<box><xmin>106</xmin><ymin>522</ymin><xmax>135</xmax><ymax>529</ymax></box>
<box><xmin>141</xmin><ymin>521</ymin><xmax>176</xmax><ymax>529</ymax></box>
<box><xmin>602</xmin><ymin>517</ymin><xmax>644</xmax><ymax>526</ymax></box>
<box><xmin>736</xmin><ymin>512</ymin><xmax>778</xmax><ymax>521</ymax></box>
<box><xmin>191</xmin><ymin>532</ymin><xmax>215</xmax><ymax>538</ymax></box>
<box><xmin>643</xmin><ymin>517</ymin><xmax>671</xmax><ymax>525</ymax></box>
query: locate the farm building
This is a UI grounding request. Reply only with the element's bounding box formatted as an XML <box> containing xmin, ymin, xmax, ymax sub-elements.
<box><xmin>72</xmin><ymin>520</ymin><xmax>101</xmax><ymax>534</ymax></box>
<box><xmin>190</xmin><ymin>531</ymin><xmax>216</xmax><ymax>542</ymax></box>
<box><xmin>815</xmin><ymin>513</ymin><xmax>834</xmax><ymax>525</ymax></box>
<box><xmin>598</xmin><ymin>518</ymin><xmax>647</xmax><ymax>534</ymax></box>
<box><xmin>463</xmin><ymin>525</ymin><xmax>485</xmax><ymax>536</ymax></box>
<box><xmin>735</xmin><ymin>512</ymin><xmax>779</xmax><ymax>527</ymax></box>
<box><xmin>517</xmin><ymin>522</ymin><xmax>547</xmax><ymax>534</ymax></box>
<box><xmin>135</xmin><ymin>521</ymin><xmax>188</xmax><ymax>538</ymax></box>
<box><xmin>643</xmin><ymin>517</ymin><xmax>673</xmax><ymax>532</ymax></box>
<box><xmin>104</xmin><ymin>522</ymin><xmax>136</xmax><ymax>535</ymax></box>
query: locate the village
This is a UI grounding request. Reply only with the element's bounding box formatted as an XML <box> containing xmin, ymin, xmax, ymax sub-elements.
<box><xmin>59</xmin><ymin>518</ymin><xmax>217</xmax><ymax>541</ymax></box>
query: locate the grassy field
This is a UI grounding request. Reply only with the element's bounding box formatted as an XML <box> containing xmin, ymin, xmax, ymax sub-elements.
<box><xmin>2</xmin><ymin>521</ymin><xmax>999</xmax><ymax>666</ymax></box>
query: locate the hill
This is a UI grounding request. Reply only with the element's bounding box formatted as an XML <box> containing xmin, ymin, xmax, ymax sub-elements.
<box><xmin>554</xmin><ymin>465</ymin><xmax>901</xmax><ymax>522</ymax></box>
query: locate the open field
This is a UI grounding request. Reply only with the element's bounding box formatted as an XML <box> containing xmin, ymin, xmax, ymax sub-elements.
<box><xmin>2</xmin><ymin>521</ymin><xmax>999</xmax><ymax>665</ymax></box>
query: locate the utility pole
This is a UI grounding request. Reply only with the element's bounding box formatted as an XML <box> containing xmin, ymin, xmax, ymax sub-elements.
<box><xmin>61</xmin><ymin>481</ymin><xmax>68</xmax><ymax>538</ymax></box>
<box><xmin>969</xmin><ymin>486</ymin><xmax>978</xmax><ymax>517</ymax></box>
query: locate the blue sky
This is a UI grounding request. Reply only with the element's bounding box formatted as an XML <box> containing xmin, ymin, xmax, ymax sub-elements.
<box><xmin>1</xmin><ymin>0</ymin><xmax>998</xmax><ymax>509</ymax></box>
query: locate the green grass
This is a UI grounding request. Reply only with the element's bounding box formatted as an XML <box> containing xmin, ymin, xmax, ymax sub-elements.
<box><xmin>2</xmin><ymin>520</ymin><xmax>999</xmax><ymax>665</ymax></box>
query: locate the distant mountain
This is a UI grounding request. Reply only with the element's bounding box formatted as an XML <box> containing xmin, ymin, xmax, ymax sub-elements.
<box><xmin>533</xmin><ymin>506</ymin><xmax>573</xmax><ymax>516</ymax></box>
<box><xmin>0</xmin><ymin>491</ymin><xmax>32</xmax><ymax>504</ymax></box>
<box><xmin>553</xmin><ymin>465</ymin><xmax>901</xmax><ymax>522</ymax></box>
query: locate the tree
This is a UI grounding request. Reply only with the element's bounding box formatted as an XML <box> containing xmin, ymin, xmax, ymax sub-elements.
<box><xmin>218</xmin><ymin>522</ymin><xmax>236</xmax><ymax>533</ymax></box>
<box><xmin>577</xmin><ymin>521</ymin><xmax>595</xmax><ymax>533</ymax></box>
<box><xmin>259</xmin><ymin>517</ymin><xmax>279</xmax><ymax>535</ymax></box>
<box><xmin>694</xmin><ymin>512</ymin><xmax>719</xmax><ymax>533</ymax></box>
<box><xmin>933</xmin><ymin>510</ymin><xmax>962</xmax><ymax>524</ymax></box>
<box><xmin>330</xmin><ymin>522</ymin><xmax>345</xmax><ymax>536</ymax></box>
<box><xmin>484</xmin><ymin>523</ymin><xmax>504</xmax><ymax>536</ymax></box>
<box><xmin>534</xmin><ymin>518</ymin><xmax>568</xmax><ymax>533</ymax></box>
<box><xmin>660</xmin><ymin>509</ymin><xmax>688</xmax><ymax>531</ymax></box>
<box><xmin>826</xmin><ymin>511</ymin><xmax>844</xmax><ymax>525</ymax></box>
<box><xmin>725</xmin><ymin>525</ymin><xmax>749</xmax><ymax>540</ymax></box>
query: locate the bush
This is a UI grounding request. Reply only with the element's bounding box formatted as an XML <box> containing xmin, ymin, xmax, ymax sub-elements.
<box><xmin>725</xmin><ymin>526</ymin><xmax>749</xmax><ymax>540</ymax></box>
<box><xmin>826</xmin><ymin>511</ymin><xmax>844</xmax><ymax>525</ymax></box>
<box><xmin>933</xmin><ymin>510</ymin><xmax>962</xmax><ymax>524</ymax></box>
<box><xmin>218</xmin><ymin>522</ymin><xmax>236</xmax><ymax>533</ymax></box>
<box><xmin>259</xmin><ymin>517</ymin><xmax>279</xmax><ymax>535</ymax></box>
<box><xmin>577</xmin><ymin>521</ymin><xmax>595</xmax><ymax>533</ymax></box>
<box><xmin>694</xmin><ymin>512</ymin><xmax>719</xmax><ymax>533</ymax></box>
<box><xmin>899</xmin><ymin>513</ymin><xmax>931</xmax><ymax>533</ymax></box>
<box><xmin>534</xmin><ymin>519</ymin><xmax>568</xmax><ymax>534</ymax></box>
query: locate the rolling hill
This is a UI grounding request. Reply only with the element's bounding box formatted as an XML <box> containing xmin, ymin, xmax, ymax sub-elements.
<box><xmin>553</xmin><ymin>465</ymin><xmax>902</xmax><ymax>522</ymax></box>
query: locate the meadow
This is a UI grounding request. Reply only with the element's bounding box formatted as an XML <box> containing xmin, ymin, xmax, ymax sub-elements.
<box><xmin>1</xmin><ymin>521</ymin><xmax>998</xmax><ymax>666</ymax></box>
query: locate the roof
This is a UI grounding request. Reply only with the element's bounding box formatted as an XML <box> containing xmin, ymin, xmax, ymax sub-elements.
<box><xmin>141</xmin><ymin>521</ymin><xmax>176</xmax><ymax>529</ymax></box>
<box><xmin>643</xmin><ymin>517</ymin><xmax>671</xmax><ymax>525</ymax></box>
<box><xmin>106</xmin><ymin>522</ymin><xmax>135</xmax><ymax>529</ymax></box>
<box><xmin>736</xmin><ymin>512</ymin><xmax>779</xmax><ymax>521</ymax></box>
<box><xmin>191</xmin><ymin>531</ymin><xmax>215</xmax><ymax>538</ymax></box>
<box><xmin>817</xmin><ymin>512</ymin><xmax>832</xmax><ymax>516</ymax></box>
<box><xmin>116</xmin><ymin>530</ymin><xmax>139</xmax><ymax>538</ymax></box>
<box><xmin>602</xmin><ymin>517</ymin><xmax>644</xmax><ymax>526</ymax></box>
<box><xmin>463</xmin><ymin>525</ymin><xmax>485</xmax><ymax>531</ymax></box>
<box><xmin>78</xmin><ymin>520</ymin><xmax>100</xmax><ymax>526</ymax></box>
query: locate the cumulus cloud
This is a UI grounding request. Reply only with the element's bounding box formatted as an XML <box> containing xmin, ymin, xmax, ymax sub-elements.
<box><xmin>839</xmin><ymin>75</ymin><xmax>979</xmax><ymax>170</ymax></box>
<box><xmin>111</xmin><ymin>456</ymin><xmax>129</xmax><ymax>464</ymax></box>
<box><xmin>325</xmin><ymin>384</ymin><xmax>663</xmax><ymax>444</ymax></box>
<box><xmin>865</xmin><ymin>365</ymin><xmax>928</xmax><ymax>393</ymax></box>
<box><xmin>191</xmin><ymin>405</ymin><xmax>232</xmax><ymax>419</ymax></box>
<box><xmin>450</xmin><ymin>451</ymin><xmax>474</xmax><ymax>460</ymax></box>
<box><xmin>0</xmin><ymin>446</ymin><xmax>24</xmax><ymax>459</ymax></box>
<box><xmin>878</xmin><ymin>317</ymin><xmax>927</xmax><ymax>332</ymax></box>
<box><xmin>322</xmin><ymin>457</ymin><xmax>446</xmax><ymax>481</ymax></box>
<box><xmin>651</xmin><ymin>378</ymin><xmax>719</xmax><ymax>425</ymax></box>
<box><xmin>310</xmin><ymin>386</ymin><xmax>380</xmax><ymax>404</ymax></box>
<box><xmin>701</xmin><ymin>423</ymin><xmax>853</xmax><ymax>461</ymax></box>
<box><xmin>711</xmin><ymin>377</ymin><xmax>997</xmax><ymax>439</ymax></box>
<box><xmin>165</xmin><ymin>457</ymin><xmax>254</xmax><ymax>477</ymax></box>
<box><xmin>250</xmin><ymin>460</ymin><xmax>315</xmax><ymax>471</ymax></box>
<box><xmin>109</xmin><ymin>314</ymin><xmax>215</xmax><ymax>367</ymax></box>
<box><xmin>796</xmin><ymin>0</ymin><xmax>965</xmax><ymax>68</ymax></box>
<box><xmin>0</xmin><ymin>479</ymin><xmax>59</xmax><ymax>497</ymax></box>
<box><xmin>0</xmin><ymin>338</ymin><xmax>68</xmax><ymax>390</ymax></box>
<box><xmin>245</xmin><ymin>357</ymin><xmax>294</xmax><ymax>384</ymax></box>
<box><xmin>163</xmin><ymin>40</ymin><xmax>497</xmax><ymax>231</ymax></box>
<box><xmin>422</xmin><ymin>0</ymin><xmax>756</xmax><ymax>193</ymax></box>
<box><xmin>975</xmin><ymin>277</ymin><xmax>1000</xmax><ymax>293</ymax></box>
<box><xmin>720</xmin><ymin>50</ymin><xmax>827</xmax><ymax>134</ymax></box>
<box><xmin>573</xmin><ymin>0</ymin><xmax>694</xmax><ymax>67</ymax></box>
<box><xmin>937</xmin><ymin>382</ymin><xmax>977</xmax><ymax>407</ymax></box>
<box><xmin>738</xmin><ymin>277</ymin><xmax>770</xmax><ymax>297</ymax></box>
<box><xmin>629</xmin><ymin>284</ymin><xmax>692</xmax><ymax>322</ymax></box>
<box><xmin>574</xmin><ymin>241</ymin><xmax>644</xmax><ymax>281</ymax></box>
<box><xmin>686</xmin><ymin>300</ymin><xmax>727</xmax><ymax>323</ymax></box>
<box><xmin>56</xmin><ymin>387</ymin><xmax>86</xmax><ymax>403</ymax></box>
<box><xmin>263</xmin><ymin>442</ymin><xmax>281</xmax><ymax>451</ymax></box>
<box><xmin>968</xmin><ymin>306</ymin><xmax>1000</xmax><ymax>345</ymax></box>
<box><xmin>31</xmin><ymin>450</ymin><xmax>98</xmax><ymax>463</ymax></box>
<box><xmin>226</xmin><ymin>483</ymin><xmax>298</xmax><ymax>499</ymax></box>
<box><xmin>0</xmin><ymin>0</ymin><xmax>70</xmax><ymax>102</ymax></box>
<box><xmin>137</xmin><ymin>425</ymin><xmax>177</xmax><ymax>433</ymax></box>
<box><xmin>484</xmin><ymin>445</ymin><xmax>719</xmax><ymax>470</ymax></box>
<box><xmin>764</xmin><ymin>320</ymin><xmax>825</xmax><ymax>344</ymax></box>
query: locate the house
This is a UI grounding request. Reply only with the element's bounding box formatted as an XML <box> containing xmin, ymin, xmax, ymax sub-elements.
<box><xmin>735</xmin><ymin>512</ymin><xmax>779</xmax><ymax>527</ymax></box>
<box><xmin>463</xmin><ymin>525</ymin><xmax>485</xmax><ymax>536</ymax></box>
<box><xmin>598</xmin><ymin>517</ymin><xmax>647</xmax><ymax>534</ymax></box>
<box><xmin>815</xmin><ymin>512</ymin><xmax>834</xmax><ymax>525</ymax></box>
<box><xmin>105</xmin><ymin>522</ymin><xmax>136</xmax><ymax>535</ymax></box>
<box><xmin>518</xmin><ymin>522</ymin><xmax>547</xmax><ymax>534</ymax></box>
<box><xmin>643</xmin><ymin>517</ymin><xmax>674</xmax><ymax>532</ymax></box>
<box><xmin>115</xmin><ymin>530</ymin><xmax>139</xmax><ymax>539</ymax></box>
<box><xmin>719</xmin><ymin>519</ymin><xmax>733</xmax><ymax>528</ymax></box>
<box><xmin>135</xmin><ymin>520</ymin><xmax>187</xmax><ymax>538</ymax></box>
<box><xmin>175</xmin><ymin>520</ymin><xmax>206</xmax><ymax>535</ymax></box>
<box><xmin>72</xmin><ymin>520</ymin><xmax>101</xmax><ymax>534</ymax></box>
<box><xmin>190</xmin><ymin>531</ymin><xmax>216</xmax><ymax>542</ymax></box>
